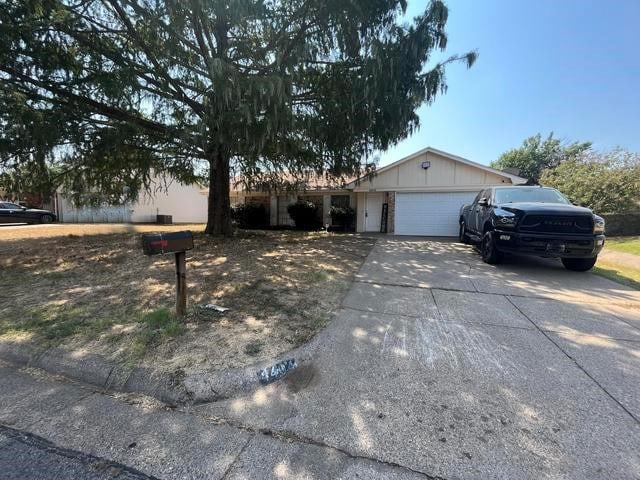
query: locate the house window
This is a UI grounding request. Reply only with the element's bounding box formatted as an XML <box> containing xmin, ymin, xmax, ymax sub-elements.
<box><xmin>330</xmin><ymin>195</ymin><xmax>350</xmax><ymax>208</ymax></box>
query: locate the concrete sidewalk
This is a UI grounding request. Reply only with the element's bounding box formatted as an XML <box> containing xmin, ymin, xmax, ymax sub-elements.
<box><xmin>0</xmin><ymin>361</ymin><xmax>424</xmax><ymax>479</ymax></box>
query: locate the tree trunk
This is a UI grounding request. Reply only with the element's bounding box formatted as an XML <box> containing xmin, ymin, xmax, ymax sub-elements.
<box><xmin>205</xmin><ymin>148</ymin><xmax>232</xmax><ymax>235</ymax></box>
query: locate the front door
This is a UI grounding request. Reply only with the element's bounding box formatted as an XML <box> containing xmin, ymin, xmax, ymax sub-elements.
<box><xmin>365</xmin><ymin>192</ymin><xmax>384</xmax><ymax>232</ymax></box>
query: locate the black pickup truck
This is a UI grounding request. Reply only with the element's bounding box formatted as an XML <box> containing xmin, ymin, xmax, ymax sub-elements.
<box><xmin>459</xmin><ymin>186</ymin><xmax>605</xmax><ymax>271</ymax></box>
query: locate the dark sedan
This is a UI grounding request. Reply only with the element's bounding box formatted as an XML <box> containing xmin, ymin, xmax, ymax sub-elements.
<box><xmin>0</xmin><ymin>202</ymin><xmax>57</xmax><ymax>224</ymax></box>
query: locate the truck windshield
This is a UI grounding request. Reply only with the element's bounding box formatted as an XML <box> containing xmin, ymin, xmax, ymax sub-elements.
<box><xmin>494</xmin><ymin>188</ymin><xmax>570</xmax><ymax>204</ymax></box>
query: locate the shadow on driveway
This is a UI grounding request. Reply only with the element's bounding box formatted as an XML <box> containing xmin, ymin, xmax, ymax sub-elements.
<box><xmin>196</xmin><ymin>237</ymin><xmax>640</xmax><ymax>479</ymax></box>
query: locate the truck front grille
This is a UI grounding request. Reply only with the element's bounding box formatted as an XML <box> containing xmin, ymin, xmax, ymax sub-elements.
<box><xmin>518</xmin><ymin>215</ymin><xmax>593</xmax><ymax>235</ymax></box>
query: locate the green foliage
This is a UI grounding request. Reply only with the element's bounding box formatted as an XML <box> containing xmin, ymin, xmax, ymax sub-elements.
<box><xmin>1</xmin><ymin>0</ymin><xmax>476</xmax><ymax>233</ymax></box>
<box><xmin>131</xmin><ymin>308</ymin><xmax>185</xmax><ymax>360</ymax></box>
<box><xmin>540</xmin><ymin>149</ymin><xmax>640</xmax><ymax>213</ymax></box>
<box><xmin>0</xmin><ymin>306</ymin><xmax>87</xmax><ymax>341</ymax></box>
<box><xmin>287</xmin><ymin>200</ymin><xmax>320</xmax><ymax>229</ymax></box>
<box><xmin>0</xmin><ymin>162</ymin><xmax>56</xmax><ymax>205</ymax></box>
<box><xmin>330</xmin><ymin>206</ymin><xmax>356</xmax><ymax>230</ymax></box>
<box><xmin>605</xmin><ymin>237</ymin><xmax>640</xmax><ymax>256</ymax></box>
<box><xmin>492</xmin><ymin>133</ymin><xmax>592</xmax><ymax>184</ymax></box>
<box><xmin>231</xmin><ymin>203</ymin><xmax>268</xmax><ymax>228</ymax></box>
<box><xmin>244</xmin><ymin>340</ymin><xmax>264</xmax><ymax>356</ymax></box>
<box><xmin>142</xmin><ymin>308</ymin><xmax>175</xmax><ymax>330</ymax></box>
<box><xmin>304</xmin><ymin>269</ymin><xmax>331</xmax><ymax>283</ymax></box>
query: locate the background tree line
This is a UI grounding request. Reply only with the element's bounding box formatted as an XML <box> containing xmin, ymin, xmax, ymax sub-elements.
<box><xmin>492</xmin><ymin>133</ymin><xmax>640</xmax><ymax>213</ymax></box>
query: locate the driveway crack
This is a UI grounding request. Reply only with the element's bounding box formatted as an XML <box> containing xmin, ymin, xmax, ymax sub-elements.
<box><xmin>352</xmin><ymin>279</ymin><xmax>639</xmax><ymax>308</ymax></box>
<box><xmin>505</xmin><ymin>296</ymin><xmax>639</xmax><ymax>424</ymax></box>
<box><xmin>342</xmin><ymin>303</ymin><xmax>535</xmax><ymax>332</ymax></box>
<box><xmin>259</xmin><ymin>428</ymin><xmax>446</xmax><ymax>479</ymax></box>
<box><xmin>220</xmin><ymin>433</ymin><xmax>254</xmax><ymax>480</ymax></box>
<box><xmin>467</xmin><ymin>264</ymin><xmax>480</xmax><ymax>293</ymax></box>
<box><xmin>191</xmin><ymin>410</ymin><xmax>445</xmax><ymax>479</ymax></box>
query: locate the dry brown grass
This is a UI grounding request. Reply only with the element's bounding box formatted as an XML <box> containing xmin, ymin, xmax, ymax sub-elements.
<box><xmin>0</xmin><ymin>226</ymin><xmax>375</xmax><ymax>373</ymax></box>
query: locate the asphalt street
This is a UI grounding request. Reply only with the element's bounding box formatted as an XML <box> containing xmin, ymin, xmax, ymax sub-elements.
<box><xmin>0</xmin><ymin>425</ymin><xmax>155</xmax><ymax>480</ymax></box>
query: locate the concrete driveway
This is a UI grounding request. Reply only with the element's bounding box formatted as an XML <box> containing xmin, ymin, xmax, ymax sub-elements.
<box><xmin>199</xmin><ymin>237</ymin><xmax>640</xmax><ymax>479</ymax></box>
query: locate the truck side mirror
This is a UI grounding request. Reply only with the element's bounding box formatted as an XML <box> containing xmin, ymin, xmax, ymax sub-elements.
<box><xmin>478</xmin><ymin>198</ymin><xmax>489</xmax><ymax>207</ymax></box>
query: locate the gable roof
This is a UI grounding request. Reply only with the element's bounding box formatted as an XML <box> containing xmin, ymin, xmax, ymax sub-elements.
<box><xmin>345</xmin><ymin>146</ymin><xmax>528</xmax><ymax>188</ymax></box>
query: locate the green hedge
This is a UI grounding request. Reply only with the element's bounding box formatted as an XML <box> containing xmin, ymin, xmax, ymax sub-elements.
<box><xmin>231</xmin><ymin>203</ymin><xmax>268</xmax><ymax>228</ymax></box>
<box><xmin>601</xmin><ymin>213</ymin><xmax>640</xmax><ymax>236</ymax></box>
<box><xmin>330</xmin><ymin>206</ymin><xmax>356</xmax><ymax>231</ymax></box>
<box><xmin>287</xmin><ymin>200</ymin><xmax>320</xmax><ymax>229</ymax></box>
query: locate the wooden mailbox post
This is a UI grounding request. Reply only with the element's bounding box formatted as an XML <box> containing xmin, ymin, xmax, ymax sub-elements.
<box><xmin>142</xmin><ymin>231</ymin><xmax>194</xmax><ymax>316</ymax></box>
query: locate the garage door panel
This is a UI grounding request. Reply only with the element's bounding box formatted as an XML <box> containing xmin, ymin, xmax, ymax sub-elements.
<box><xmin>395</xmin><ymin>192</ymin><xmax>477</xmax><ymax>236</ymax></box>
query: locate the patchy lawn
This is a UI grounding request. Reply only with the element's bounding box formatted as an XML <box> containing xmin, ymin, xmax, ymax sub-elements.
<box><xmin>604</xmin><ymin>236</ymin><xmax>640</xmax><ymax>256</ymax></box>
<box><xmin>0</xmin><ymin>227</ymin><xmax>375</xmax><ymax>373</ymax></box>
<box><xmin>593</xmin><ymin>236</ymin><xmax>640</xmax><ymax>290</ymax></box>
<box><xmin>593</xmin><ymin>262</ymin><xmax>640</xmax><ymax>290</ymax></box>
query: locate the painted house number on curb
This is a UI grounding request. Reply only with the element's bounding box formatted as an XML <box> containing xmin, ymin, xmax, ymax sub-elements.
<box><xmin>257</xmin><ymin>359</ymin><xmax>297</xmax><ymax>385</ymax></box>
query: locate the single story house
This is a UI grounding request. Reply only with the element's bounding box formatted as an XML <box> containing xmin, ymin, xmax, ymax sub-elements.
<box><xmin>56</xmin><ymin>146</ymin><xmax>526</xmax><ymax>236</ymax></box>
<box><xmin>232</xmin><ymin>147</ymin><xmax>526</xmax><ymax>236</ymax></box>
<box><xmin>230</xmin><ymin>172</ymin><xmax>357</xmax><ymax>229</ymax></box>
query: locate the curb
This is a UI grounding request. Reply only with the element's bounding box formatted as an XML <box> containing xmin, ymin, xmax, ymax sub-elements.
<box><xmin>0</xmin><ymin>237</ymin><xmax>379</xmax><ymax>406</ymax></box>
<box><xmin>0</xmin><ymin>333</ymin><xmax>324</xmax><ymax>406</ymax></box>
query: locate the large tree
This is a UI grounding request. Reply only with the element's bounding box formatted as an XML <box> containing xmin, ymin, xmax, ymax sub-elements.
<box><xmin>540</xmin><ymin>148</ymin><xmax>640</xmax><ymax>213</ymax></box>
<box><xmin>0</xmin><ymin>0</ymin><xmax>476</xmax><ymax>234</ymax></box>
<box><xmin>491</xmin><ymin>133</ymin><xmax>591</xmax><ymax>185</ymax></box>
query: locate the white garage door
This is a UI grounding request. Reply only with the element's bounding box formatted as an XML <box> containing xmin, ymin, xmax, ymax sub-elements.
<box><xmin>395</xmin><ymin>192</ymin><xmax>477</xmax><ymax>236</ymax></box>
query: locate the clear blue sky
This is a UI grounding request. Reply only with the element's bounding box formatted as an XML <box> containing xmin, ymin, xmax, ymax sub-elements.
<box><xmin>378</xmin><ymin>0</ymin><xmax>640</xmax><ymax>167</ymax></box>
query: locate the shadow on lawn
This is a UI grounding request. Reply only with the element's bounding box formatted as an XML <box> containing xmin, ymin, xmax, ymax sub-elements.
<box><xmin>592</xmin><ymin>265</ymin><xmax>640</xmax><ymax>291</ymax></box>
<box><xmin>0</xmin><ymin>231</ymin><xmax>376</xmax><ymax>371</ymax></box>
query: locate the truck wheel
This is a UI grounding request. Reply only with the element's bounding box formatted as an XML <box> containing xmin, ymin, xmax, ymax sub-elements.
<box><xmin>459</xmin><ymin>221</ymin><xmax>470</xmax><ymax>244</ymax></box>
<box><xmin>481</xmin><ymin>231</ymin><xmax>502</xmax><ymax>264</ymax></box>
<box><xmin>40</xmin><ymin>214</ymin><xmax>54</xmax><ymax>224</ymax></box>
<box><xmin>561</xmin><ymin>257</ymin><xmax>597</xmax><ymax>272</ymax></box>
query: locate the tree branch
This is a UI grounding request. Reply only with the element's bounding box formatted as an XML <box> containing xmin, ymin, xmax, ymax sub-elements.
<box><xmin>0</xmin><ymin>65</ymin><xmax>206</xmax><ymax>156</ymax></box>
<box><xmin>103</xmin><ymin>0</ymin><xmax>205</xmax><ymax>117</ymax></box>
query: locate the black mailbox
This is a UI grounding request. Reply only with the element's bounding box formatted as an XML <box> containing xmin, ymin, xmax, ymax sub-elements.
<box><xmin>142</xmin><ymin>231</ymin><xmax>194</xmax><ymax>256</ymax></box>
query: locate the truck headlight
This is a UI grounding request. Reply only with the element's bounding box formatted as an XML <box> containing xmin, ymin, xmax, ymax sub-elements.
<box><xmin>593</xmin><ymin>215</ymin><xmax>605</xmax><ymax>234</ymax></box>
